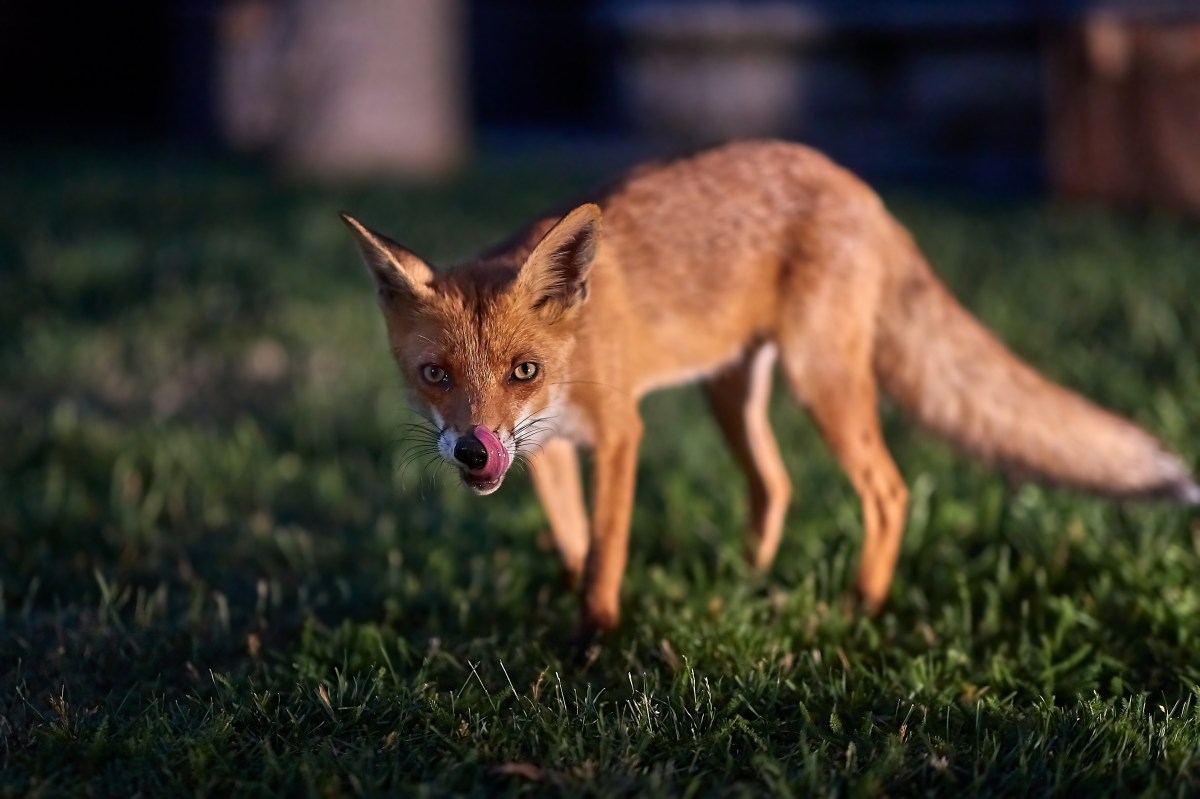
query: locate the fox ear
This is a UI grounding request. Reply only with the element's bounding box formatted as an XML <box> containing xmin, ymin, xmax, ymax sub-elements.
<box><xmin>517</xmin><ymin>203</ymin><xmax>601</xmax><ymax>314</ymax></box>
<box><xmin>340</xmin><ymin>213</ymin><xmax>435</xmax><ymax>302</ymax></box>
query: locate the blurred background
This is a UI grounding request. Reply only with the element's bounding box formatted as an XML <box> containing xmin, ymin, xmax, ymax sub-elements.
<box><xmin>3</xmin><ymin>0</ymin><xmax>1200</xmax><ymax>207</ymax></box>
<box><xmin>3</xmin><ymin>5</ymin><xmax>1200</xmax><ymax>786</ymax></box>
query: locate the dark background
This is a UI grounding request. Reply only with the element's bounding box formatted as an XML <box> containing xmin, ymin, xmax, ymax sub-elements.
<box><xmin>2</xmin><ymin>0</ymin><xmax>1199</xmax><ymax>200</ymax></box>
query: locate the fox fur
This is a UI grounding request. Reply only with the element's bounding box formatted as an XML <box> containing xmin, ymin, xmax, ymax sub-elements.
<box><xmin>343</xmin><ymin>140</ymin><xmax>1198</xmax><ymax>636</ymax></box>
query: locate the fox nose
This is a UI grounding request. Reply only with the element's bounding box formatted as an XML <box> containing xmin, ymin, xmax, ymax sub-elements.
<box><xmin>453</xmin><ymin>435</ymin><xmax>488</xmax><ymax>470</ymax></box>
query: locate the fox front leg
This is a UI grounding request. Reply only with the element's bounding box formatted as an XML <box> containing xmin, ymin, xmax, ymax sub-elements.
<box><xmin>529</xmin><ymin>437</ymin><xmax>590</xmax><ymax>586</ymax></box>
<box><xmin>579</xmin><ymin>412</ymin><xmax>643</xmax><ymax>635</ymax></box>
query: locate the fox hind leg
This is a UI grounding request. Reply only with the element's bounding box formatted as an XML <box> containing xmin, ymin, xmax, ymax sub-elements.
<box><xmin>786</xmin><ymin>361</ymin><xmax>909</xmax><ymax>613</ymax></box>
<box><xmin>778</xmin><ymin>276</ymin><xmax>909</xmax><ymax>613</ymax></box>
<box><xmin>806</xmin><ymin>380</ymin><xmax>908</xmax><ymax>613</ymax></box>
<box><xmin>704</xmin><ymin>342</ymin><xmax>793</xmax><ymax>572</ymax></box>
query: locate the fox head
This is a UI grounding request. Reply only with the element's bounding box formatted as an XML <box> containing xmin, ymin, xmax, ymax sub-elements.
<box><xmin>341</xmin><ymin>205</ymin><xmax>600</xmax><ymax>495</ymax></box>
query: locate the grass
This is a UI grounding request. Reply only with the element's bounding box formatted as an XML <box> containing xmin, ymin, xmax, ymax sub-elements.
<box><xmin>1</xmin><ymin>147</ymin><xmax>1199</xmax><ymax>797</ymax></box>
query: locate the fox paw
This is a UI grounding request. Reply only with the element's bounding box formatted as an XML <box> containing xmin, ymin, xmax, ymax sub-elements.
<box><xmin>567</xmin><ymin>622</ymin><xmax>604</xmax><ymax>668</ymax></box>
<box><xmin>850</xmin><ymin>587</ymin><xmax>887</xmax><ymax>617</ymax></box>
<box><xmin>560</xmin><ymin>562</ymin><xmax>585</xmax><ymax>592</ymax></box>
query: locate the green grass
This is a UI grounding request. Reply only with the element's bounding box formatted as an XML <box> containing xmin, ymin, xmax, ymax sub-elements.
<box><xmin>2</xmin><ymin>149</ymin><xmax>1199</xmax><ymax>797</ymax></box>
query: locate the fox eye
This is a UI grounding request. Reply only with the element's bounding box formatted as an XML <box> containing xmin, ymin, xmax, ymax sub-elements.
<box><xmin>511</xmin><ymin>362</ymin><xmax>539</xmax><ymax>381</ymax></box>
<box><xmin>420</xmin><ymin>364</ymin><xmax>448</xmax><ymax>385</ymax></box>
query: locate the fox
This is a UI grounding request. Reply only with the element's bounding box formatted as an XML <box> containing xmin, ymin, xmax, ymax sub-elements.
<box><xmin>341</xmin><ymin>140</ymin><xmax>1199</xmax><ymax>638</ymax></box>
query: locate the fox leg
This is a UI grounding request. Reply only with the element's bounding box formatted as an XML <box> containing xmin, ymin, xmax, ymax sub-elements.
<box><xmin>528</xmin><ymin>437</ymin><xmax>590</xmax><ymax>585</ymax></box>
<box><xmin>788</xmin><ymin>361</ymin><xmax>909</xmax><ymax>613</ymax></box>
<box><xmin>807</xmin><ymin>380</ymin><xmax>908</xmax><ymax>613</ymax></box>
<box><xmin>704</xmin><ymin>343</ymin><xmax>793</xmax><ymax>572</ymax></box>
<box><xmin>581</xmin><ymin>411</ymin><xmax>643</xmax><ymax>633</ymax></box>
<box><xmin>780</xmin><ymin>282</ymin><xmax>909</xmax><ymax>613</ymax></box>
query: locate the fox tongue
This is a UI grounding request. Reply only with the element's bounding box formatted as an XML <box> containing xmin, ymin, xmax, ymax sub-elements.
<box><xmin>470</xmin><ymin>425</ymin><xmax>510</xmax><ymax>481</ymax></box>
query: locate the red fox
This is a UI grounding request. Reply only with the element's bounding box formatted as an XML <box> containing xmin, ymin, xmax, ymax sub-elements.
<box><xmin>342</xmin><ymin>140</ymin><xmax>1198</xmax><ymax>637</ymax></box>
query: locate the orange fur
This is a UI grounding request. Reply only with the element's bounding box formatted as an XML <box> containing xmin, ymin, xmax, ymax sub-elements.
<box><xmin>343</xmin><ymin>140</ymin><xmax>1198</xmax><ymax>636</ymax></box>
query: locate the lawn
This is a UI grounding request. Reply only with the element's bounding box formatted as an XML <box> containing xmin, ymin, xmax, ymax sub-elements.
<box><xmin>2</xmin><ymin>148</ymin><xmax>1199</xmax><ymax>797</ymax></box>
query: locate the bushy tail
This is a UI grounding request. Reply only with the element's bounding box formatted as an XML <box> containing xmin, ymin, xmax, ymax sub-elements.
<box><xmin>873</xmin><ymin>237</ymin><xmax>1199</xmax><ymax>504</ymax></box>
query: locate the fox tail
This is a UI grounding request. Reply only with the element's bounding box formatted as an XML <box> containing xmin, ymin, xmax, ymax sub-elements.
<box><xmin>874</xmin><ymin>234</ymin><xmax>1199</xmax><ymax>504</ymax></box>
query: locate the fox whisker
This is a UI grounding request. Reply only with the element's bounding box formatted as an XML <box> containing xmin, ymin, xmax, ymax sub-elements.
<box><xmin>397</xmin><ymin>449</ymin><xmax>440</xmax><ymax>484</ymax></box>
<box><xmin>512</xmin><ymin>408</ymin><xmax>554</xmax><ymax>433</ymax></box>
